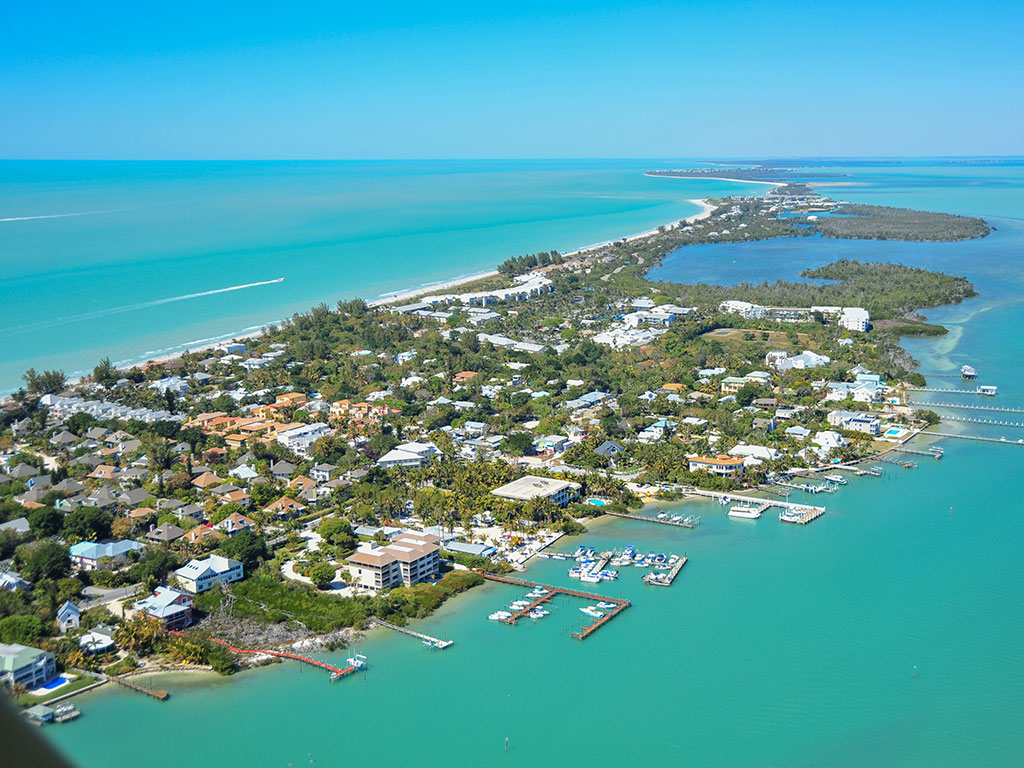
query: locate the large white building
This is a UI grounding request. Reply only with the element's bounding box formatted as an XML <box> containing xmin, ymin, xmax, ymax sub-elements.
<box><xmin>839</xmin><ymin>307</ymin><xmax>870</xmax><ymax>332</ymax></box>
<box><xmin>276</xmin><ymin>423</ymin><xmax>333</xmax><ymax>457</ymax></box>
<box><xmin>376</xmin><ymin>441</ymin><xmax>441</xmax><ymax>469</ymax></box>
<box><xmin>719</xmin><ymin>300</ymin><xmax>767</xmax><ymax>319</ymax></box>
<box><xmin>347</xmin><ymin>533</ymin><xmax>441</xmax><ymax>592</ymax></box>
<box><xmin>491</xmin><ymin>475</ymin><xmax>581</xmax><ymax>506</ymax></box>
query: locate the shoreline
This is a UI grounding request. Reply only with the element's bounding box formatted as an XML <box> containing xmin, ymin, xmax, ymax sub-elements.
<box><xmin>645</xmin><ymin>173</ymin><xmax>784</xmax><ymax>188</ymax></box>
<box><xmin>36</xmin><ymin>198</ymin><xmax>722</xmax><ymax>393</ymax></box>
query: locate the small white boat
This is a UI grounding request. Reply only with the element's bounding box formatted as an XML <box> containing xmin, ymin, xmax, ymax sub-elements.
<box><xmin>346</xmin><ymin>653</ymin><xmax>368</xmax><ymax>669</ymax></box>
<box><xmin>596</xmin><ymin>601</ymin><xmax>617</xmax><ymax>610</ymax></box>
<box><xmin>580</xmin><ymin>573</ymin><xmax>602</xmax><ymax>583</ymax></box>
<box><xmin>527</xmin><ymin>609</ymin><xmax>547</xmax><ymax>619</ymax></box>
<box><xmin>579</xmin><ymin>606</ymin><xmax>605</xmax><ymax>619</ymax></box>
<box><xmin>567</xmin><ymin>567</ymin><xmax>582</xmax><ymax>578</ymax></box>
<box><xmin>488</xmin><ymin>610</ymin><xmax>512</xmax><ymax>621</ymax></box>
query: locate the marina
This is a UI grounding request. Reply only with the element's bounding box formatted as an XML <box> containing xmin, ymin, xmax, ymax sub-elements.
<box><xmin>643</xmin><ymin>555</ymin><xmax>688</xmax><ymax>586</ymax></box>
<box><xmin>478</xmin><ymin>572</ymin><xmax>630</xmax><ymax>640</ymax></box>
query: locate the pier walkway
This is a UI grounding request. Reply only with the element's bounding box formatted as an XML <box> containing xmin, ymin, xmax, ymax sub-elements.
<box><xmin>891</xmin><ymin>447</ymin><xmax>943</xmax><ymax>459</ymax></box>
<box><xmin>941</xmin><ymin>415</ymin><xmax>1024</xmax><ymax>428</ymax></box>
<box><xmin>644</xmin><ymin>556</ymin><xmax>688</xmax><ymax>586</ymax></box>
<box><xmin>477</xmin><ymin>572</ymin><xmax>630</xmax><ymax>640</ymax></box>
<box><xmin>168</xmin><ymin>631</ymin><xmax>359</xmax><ymax>680</ymax></box>
<box><xmin>680</xmin><ymin>486</ymin><xmax>826</xmax><ymax>515</ymax></box>
<box><xmin>368</xmin><ymin>617</ymin><xmax>453</xmax><ymax>649</ymax></box>
<box><xmin>602</xmin><ymin>509</ymin><xmax>697</xmax><ymax>528</ymax></box>
<box><xmin>917</xmin><ymin>431</ymin><xmax>1024</xmax><ymax>446</ymax></box>
<box><xmin>108</xmin><ymin>675</ymin><xmax>168</xmax><ymax>701</ymax></box>
<box><xmin>909</xmin><ymin>401</ymin><xmax>1024</xmax><ymax>414</ymax></box>
<box><xmin>907</xmin><ymin>387</ymin><xmax>995</xmax><ymax>395</ymax></box>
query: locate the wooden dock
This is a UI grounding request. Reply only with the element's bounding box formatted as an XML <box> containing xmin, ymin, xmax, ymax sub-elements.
<box><xmin>891</xmin><ymin>447</ymin><xmax>943</xmax><ymax>459</ymax></box>
<box><xmin>368</xmin><ymin>617</ymin><xmax>453</xmax><ymax>649</ymax></box>
<box><xmin>644</xmin><ymin>556</ymin><xmax>687</xmax><ymax>586</ymax></box>
<box><xmin>168</xmin><ymin>631</ymin><xmax>360</xmax><ymax>680</ymax></box>
<box><xmin>602</xmin><ymin>510</ymin><xmax>697</xmax><ymax>528</ymax></box>
<box><xmin>875</xmin><ymin>456</ymin><xmax>918</xmax><ymax>468</ymax></box>
<box><xmin>921</xmin><ymin>431</ymin><xmax>1024</xmax><ymax>445</ymax></box>
<box><xmin>781</xmin><ymin>507</ymin><xmax>825</xmax><ymax>525</ymax></box>
<box><xmin>679</xmin><ymin>486</ymin><xmax>826</xmax><ymax>516</ymax></box>
<box><xmin>477</xmin><ymin>572</ymin><xmax>630</xmax><ymax>640</ymax></box>
<box><xmin>108</xmin><ymin>675</ymin><xmax>169</xmax><ymax>701</ymax></box>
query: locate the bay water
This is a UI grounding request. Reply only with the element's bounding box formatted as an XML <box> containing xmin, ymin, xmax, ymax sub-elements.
<box><xmin>37</xmin><ymin>160</ymin><xmax>1024</xmax><ymax>766</ymax></box>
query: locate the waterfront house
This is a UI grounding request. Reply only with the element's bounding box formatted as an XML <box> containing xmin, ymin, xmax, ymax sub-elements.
<box><xmin>688</xmin><ymin>455</ymin><xmax>746</xmax><ymax>477</ymax></box>
<box><xmin>0</xmin><ymin>644</ymin><xmax>56</xmax><ymax>690</ymax></box>
<box><xmin>136</xmin><ymin>587</ymin><xmax>192</xmax><ymax>630</ymax></box>
<box><xmin>173</xmin><ymin>555</ymin><xmax>244</xmax><ymax>594</ymax></box>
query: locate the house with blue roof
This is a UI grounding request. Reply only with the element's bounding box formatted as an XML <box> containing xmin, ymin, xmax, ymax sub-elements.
<box><xmin>69</xmin><ymin>540</ymin><xmax>145</xmax><ymax>571</ymax></box>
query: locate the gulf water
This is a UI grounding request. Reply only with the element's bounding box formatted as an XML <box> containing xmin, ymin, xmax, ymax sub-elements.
<box><xmin>0</xmin><ymin>160</ymin><xmax>753</xmax><ymax>392</ymax></box>
<box><xmin>36</xmin><ymin>160</ymin><xmax>1024</xmax><ymax>766</ymax></box>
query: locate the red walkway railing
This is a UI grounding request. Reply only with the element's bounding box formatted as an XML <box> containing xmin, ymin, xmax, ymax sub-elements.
<box><xmin>168</xmin><ymin>630</ymin><xmax>358</xmax><ymax>680</ymax></box>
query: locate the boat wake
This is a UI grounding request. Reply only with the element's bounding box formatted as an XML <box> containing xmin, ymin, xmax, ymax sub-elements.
<box><xmin>0</xmin><ymin>278</ymin><xmax>286</xmax><ymax>337</ymax></box>
<box><xmin>0</xmin><ymin>209</ymin><xmax>119</xmax><ymax>223</ymax></box>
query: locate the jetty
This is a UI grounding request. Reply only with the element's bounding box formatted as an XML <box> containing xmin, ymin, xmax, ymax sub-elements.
<box><xmin>644</xmin><ymin>555</ymin><xmax>688</xmax><ymax>586</ymax></box>
<box><xmin>168</xmin><ymin>631</ymin><xmax>361</xmax><ymax>680</ymax></box>
<box><xmin>108</xmin><ymin>675</ymin><xmax>169</xmax><ymax>701</ymax></box>
<box><xmin>602</xmin><ymin>509</ymin><xmax>697</xmax><ymax>528</ymax></box>
<box><xmin>368</xmin><ymin>617</ymin><xmax>453</xmax><ymax>649</ymax></box>
<box><xmin>891</xmin><ymin>447</ymin><xmax>943</xmax><ymax>459</ymax></box>
<box><xmin>477</xmin><ymin>572</ymin><xmax>630</xmax><ymax>640</ymax></box>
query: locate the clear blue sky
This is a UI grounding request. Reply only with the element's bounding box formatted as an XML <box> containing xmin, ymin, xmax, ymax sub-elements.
<box><xmin>2</xmin><ymin>0</ymin><xmax>1021</xmax><ymax>159</ymax></box>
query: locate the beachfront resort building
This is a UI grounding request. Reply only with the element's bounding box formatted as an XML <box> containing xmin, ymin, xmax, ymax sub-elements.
<box><xmin>0</xmin><ymin>644</ymin><xmax>57</xmax><ymax>690</ymax></box>
<box><xmin>347</xmin><ymin>533</ymin><xmax>442</xmax><ymax>592</ymax></box>
<box><xmin>491</xmin><ymin>475</ymin><xmax>581</xmax><ymax>506</ymax></box>
<box><xmin>173</xmin><ymin>555</ymin><xmax>244</xmax><ymax>594</ymax></box>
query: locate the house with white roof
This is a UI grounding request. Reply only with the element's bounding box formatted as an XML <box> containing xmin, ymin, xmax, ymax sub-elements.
<box><xmin>173</xmin><ymin>555</ymin><xmax>244</xmax><ymax>594</ymax></box>
<box><xmin>377</xmin><ymin>441</ymin><xmax>441</xmax><ymax>469</ymax></box>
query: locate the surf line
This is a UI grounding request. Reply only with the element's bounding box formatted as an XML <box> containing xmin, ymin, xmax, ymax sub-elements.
<box><xmin>0</xmin><ymin>278</ymin><xmax>286</xmax><ymax>337</ymax></box>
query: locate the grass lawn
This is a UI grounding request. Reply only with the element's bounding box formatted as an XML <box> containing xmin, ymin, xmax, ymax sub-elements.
<box><xmin>17</xmin><ymin>674</ymin><xmax>98</xmax><ymax>707</ymax></box>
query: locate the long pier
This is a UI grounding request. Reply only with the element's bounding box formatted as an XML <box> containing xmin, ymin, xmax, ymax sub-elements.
<box><xmin>644</xmin><ymin>556</ymin><xmax>688</xmax><ymax>586</ymax></box>
<box><xmin>108</xmin><ymin>675</ymin><xmax>169</xmax><ymax>701</ymax></box>
<box><xmin>680</xmin><ymin>486</ymin><xmax>826</xmax><ymax>515</ymax></box>
<box><xmin>918</xmin><ymin>431</ymin><xmax>1024</xmax><ymax>445</ymax></box>
<box><xmin>941</xmin><ymin>415</ymin><xmax>1024</xmax><ymax>428</ymax></box>
<box><xmin>368</xmin><ymin>617</ymin><xmax>453</xmax><ymax>649</ymax></box>
<box><xmin>907</xmin><ymin>387</ymin><xmax>995</xmax><ymax>395</ymax></box>
<box><xmin>909</xmin><ymin>401</ymin><xmax>1024</xmax><ymax>414</ymax></box>
<box><xmin>477</xmin><ymin>572</ymin><xmax>630</xmax><ymax>640</ymax></box>
<box><xmin>890</xmin><ymin>447</ymin><xmax>943</xmax><ymax>459</ymax></box>
<box><xmin>168</xmin><ymin>631</ymin><xmax>359</xmax><ymax>680</ymax></box>
<box><xmin>602</xmin><ymin>509</ymin><xmax>697</xmax><ymax>528</ymax></box>
<box><xmin>875</xmin><ymin>456</ymin><xmax>917</xmax><ymax>468</ymax></box>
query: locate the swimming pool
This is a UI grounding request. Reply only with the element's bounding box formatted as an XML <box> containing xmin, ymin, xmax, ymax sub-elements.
<box><xmin>41</xmin><ymin>675</ymin><xmax>71</xmax><ymax>690</ymax></box>
<box><xmin>587</xmin><ymin>498</ymin><xmax>608</xmax><ymax>506</ymax></box>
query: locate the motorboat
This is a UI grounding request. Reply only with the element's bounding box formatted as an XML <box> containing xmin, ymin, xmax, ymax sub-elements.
<box><xmin>346</xmin><ymin>653</ymin><xmax>368</xmax><ymax>669</ymax></box>
<box><xmin>728</xmin><ymin>505</ymin><xmax>763</xmax><ymax>519</ymax></box>
<box><xmin>580</xmin><ymin>606</ymin><xmax>605</xmax><ymax>619</ymax></box>
<box><xmin>596</xmin><ymin>601</ymin><xmax>617</xmax><ymax>610</ymax></box>
<box><xmin>488</xmin><ymin>611</ymin><xmax>512</xmax><ymax>621</ymax></box>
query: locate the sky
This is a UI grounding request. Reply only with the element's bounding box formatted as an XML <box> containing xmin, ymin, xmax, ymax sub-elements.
<box><xmin>1</xmin><ymin>0</ymin><xmax>1022</xmax><ymax>159</ymax></box>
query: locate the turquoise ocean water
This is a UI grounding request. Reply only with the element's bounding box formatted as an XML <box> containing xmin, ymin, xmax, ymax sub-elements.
<box><xmin>34</xmin><ymin>159</ymin><xmax>1024</xmax><ymax>766</ymax></box>
<box><xmin>0</xmin><ymin>160</ymin><xmax>754</xmax><ymax>392</ymax></box>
